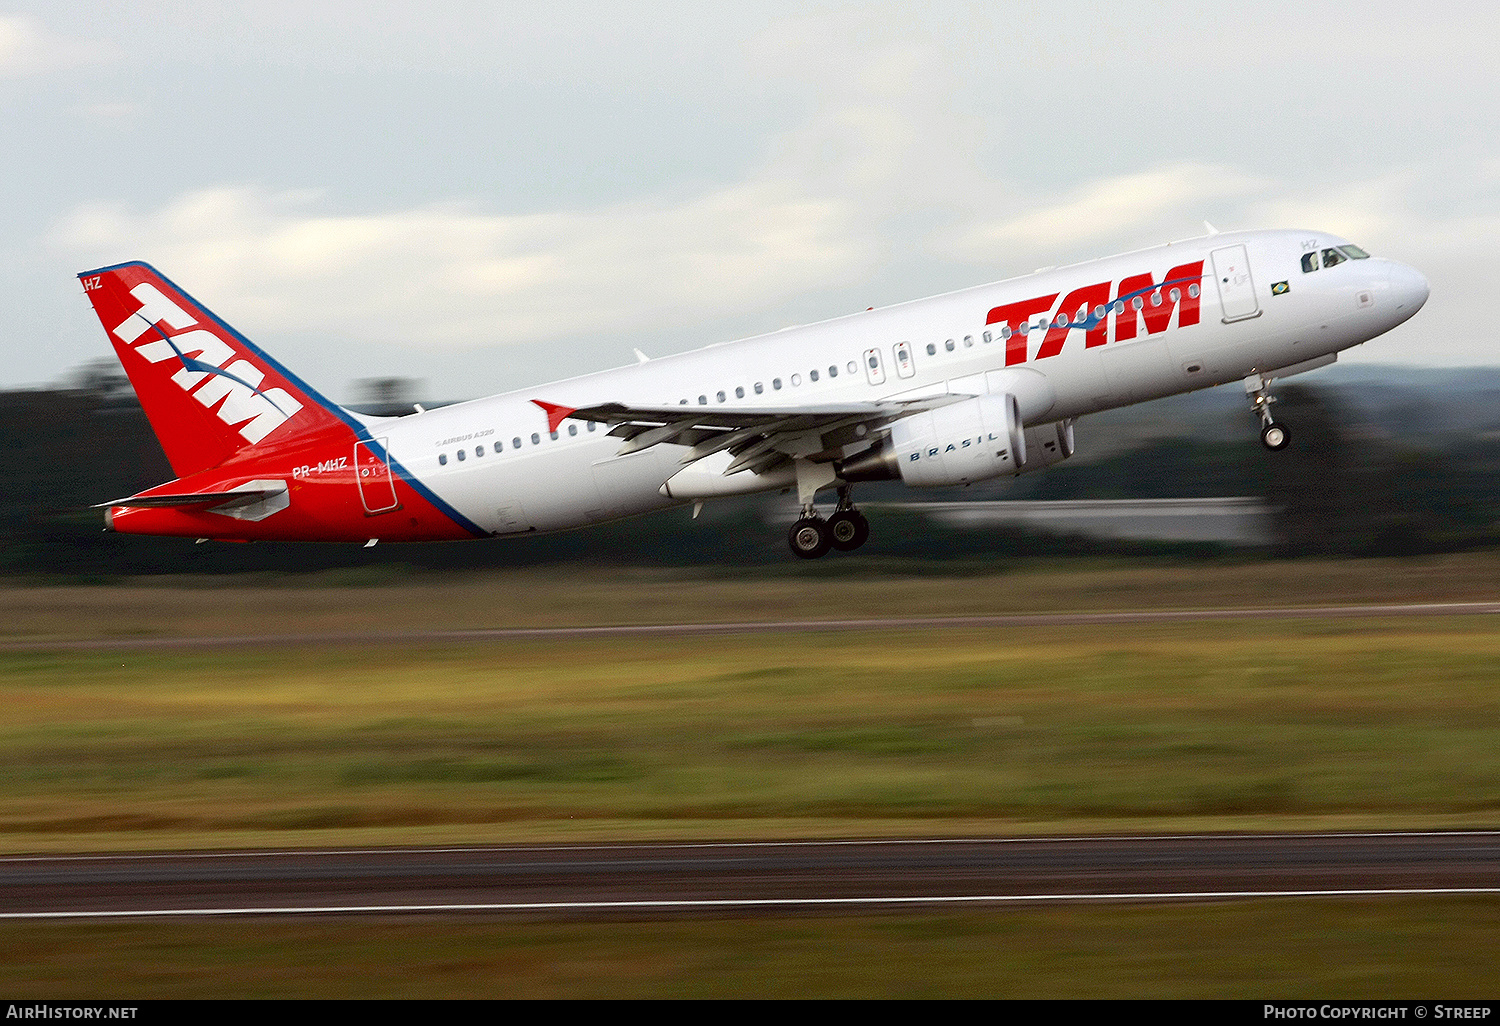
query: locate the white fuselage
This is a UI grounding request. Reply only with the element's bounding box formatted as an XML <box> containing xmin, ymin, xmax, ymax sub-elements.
<box><xmin>367</xmin><ymin>229</ymin><xmax>1429</xmax><ymax>534</ymax></box>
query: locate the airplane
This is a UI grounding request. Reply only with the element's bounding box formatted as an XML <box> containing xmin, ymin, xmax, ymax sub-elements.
<box><xmin>80</xmin><ymin>227</ymin><xmax>1429</xmax><ymax>558</ymax></box>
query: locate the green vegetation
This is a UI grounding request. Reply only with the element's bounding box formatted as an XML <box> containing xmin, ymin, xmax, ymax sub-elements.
<box><xmin>2</xmin><ymin>613</ymin><xmax>1499</xmax><ymax>849</ymax></box>
<box><xmin>3</xmin><ymin>899</ymin><xmax>1497</xmax><ymax>998</ymax></box>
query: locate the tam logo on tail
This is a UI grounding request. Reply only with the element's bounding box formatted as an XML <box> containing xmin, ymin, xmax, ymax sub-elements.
<box><xmin>108</xmin><ymin>281</ymin><xmax>304</xmax><ymax>444</ymax></box>
<box><xmin>80</xmin><ymin>262</ymin><xmax>350</xmax><ymax>478</ymax></box>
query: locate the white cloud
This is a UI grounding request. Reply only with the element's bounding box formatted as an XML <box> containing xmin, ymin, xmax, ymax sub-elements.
<box><xmin>938</xmin><ymin>164</ymin><xmax>1269</xmax><ymax>266</ymax></box>
<box><xmin>0</xmin><ymin>15</ymin><xmax>116</xmax><ymax>77</ymax></box>
<box><xmin>55</xmin><ymin>181</ymin><xmax>874</xmax><ymax>349</ymax></box>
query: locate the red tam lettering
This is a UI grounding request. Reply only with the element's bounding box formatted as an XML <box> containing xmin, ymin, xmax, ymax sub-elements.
<box><xmin>1114</xmin><ymin>261</ymin><xmax>1204</xmax><ymax>342</ymax></box>
<box><xmin>986</xmin><ymin>293</ymin><xmax>1059</xmax><ymax>366</ymax></box>
<box><xmin>1035</xmin><ymin>282</ymin><xmax>1111</xmax><ymax>359</ymax></box>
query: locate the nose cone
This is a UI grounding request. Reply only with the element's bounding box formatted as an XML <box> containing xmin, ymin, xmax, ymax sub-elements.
<box><xmin>1387</xmin><ymin>262</ymin><xmax>1430</xmax><ymax>317</ymax></box>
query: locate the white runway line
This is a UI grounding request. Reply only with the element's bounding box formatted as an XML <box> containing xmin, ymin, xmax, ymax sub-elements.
<box><xmin>5</xmin><ymin>887</ymin><xmax>1500</xmax><ymax>919</ymax></box>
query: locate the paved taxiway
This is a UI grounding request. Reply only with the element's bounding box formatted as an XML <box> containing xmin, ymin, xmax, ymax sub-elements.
<box><xmin>3</xmin><ymin>832</ymin><xmax>1498</xmax><ymax>919</ymax></box>
<box><xmin>4</xmin><ymin>601</ymin><xmax>1500</xmax><ymax>652</ymax></box>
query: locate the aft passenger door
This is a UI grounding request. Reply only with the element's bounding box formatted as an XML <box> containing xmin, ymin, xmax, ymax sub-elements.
<box><xmin>354</xmin><ymin>439</ymin><xmax>400</xmax><ymax>514</ymax></box>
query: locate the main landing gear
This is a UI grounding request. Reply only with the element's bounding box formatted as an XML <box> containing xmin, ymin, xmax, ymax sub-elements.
<box><xmin>788</xmin><ymin>487</ymin><xmax>870</xmax><ymax>559</ymax></box>
<box><xmin>1246</xmin><ymin>373</ymin><xmax>1291</xmax><ymax>451</ymax></box>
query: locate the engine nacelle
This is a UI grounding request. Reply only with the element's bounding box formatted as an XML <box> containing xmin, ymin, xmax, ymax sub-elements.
<box><xmin>889</xmin><ymin>394</ymin><xmax>1028</xmax><ymax>487</ymax></box>
<box><xmin>1018</xmin><ymin>418</ymin><xmax>1075</xmax><ymax>474</ymax></box>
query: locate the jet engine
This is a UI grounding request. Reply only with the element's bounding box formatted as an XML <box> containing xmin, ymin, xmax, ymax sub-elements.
<box><xmin>888</xmin><ymin>393</ymin><xmax>1026</xmax><ymax>487</ymax></box>
<box><xmin>837</xmin><ymin>397</ymin><xmax>1075</xmax><ymax>488</ymax></box>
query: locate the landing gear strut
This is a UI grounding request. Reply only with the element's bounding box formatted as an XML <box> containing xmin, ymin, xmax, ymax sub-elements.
<box><xmin>1246</xmin><ymin>374</ymin><xmax>1291</xmax><ymax>451</ymax></box>
<box><xmin>788</xmin><ymin>486</ymin><xmax>869</xmax><ymax>559</ymax></box>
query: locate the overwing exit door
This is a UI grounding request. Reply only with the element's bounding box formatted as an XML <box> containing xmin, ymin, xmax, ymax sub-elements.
<box><xmin>1210</xmin><ymin>244</ymin><xmax>1260</xmax><ymax>323</ymax></box>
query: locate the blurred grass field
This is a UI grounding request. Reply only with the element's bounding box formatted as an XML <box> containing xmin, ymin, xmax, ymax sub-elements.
<box><xmin>5</xmin><ymin>550</ymin><xmax>1500</xmax><ymax>643</ymax></box>
<box><xmin>1</xmin><ymin>603</ymin><xmax>1497</xmax><ymax>849</ymax></box>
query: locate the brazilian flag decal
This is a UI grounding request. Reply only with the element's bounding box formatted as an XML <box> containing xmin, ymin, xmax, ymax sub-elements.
<box><xmin>1271</xmin><ymin>281</ymin><xmax>1290</xmax><ymax>295</ymax></box>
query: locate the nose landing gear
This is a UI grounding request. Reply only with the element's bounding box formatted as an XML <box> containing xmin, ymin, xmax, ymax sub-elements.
<box><xmin>1246</xmin><ymin>373</ymin><xmax>1291</xmax><ymax>451</ymax></box>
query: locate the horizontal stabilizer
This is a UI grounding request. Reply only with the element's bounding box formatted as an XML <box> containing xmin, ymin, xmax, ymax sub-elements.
<box><xmin>94</xmin><ymin>487</ymin><xmax>282</xmax><ymax>510</ymax></box>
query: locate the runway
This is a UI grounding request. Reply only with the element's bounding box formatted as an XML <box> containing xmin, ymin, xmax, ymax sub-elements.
<box><xmin>4</xmin><ymin>601</ymin><xmax>1500</xmax><ymax>652</ymax></box>
<box><xmin>4</xmin><ymin>831</ymin><xmax>1499</xmax><ymax>919</ymax></box>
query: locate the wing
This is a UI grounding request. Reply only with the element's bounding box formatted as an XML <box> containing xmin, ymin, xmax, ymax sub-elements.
<box><xmin>534</xmin><ymin>396</ymin><xmax>962</xmax><ymax>477</ymax></box>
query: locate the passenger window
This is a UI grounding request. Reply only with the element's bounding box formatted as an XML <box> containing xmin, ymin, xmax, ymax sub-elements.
<box><xmin>531</xmin><ymin>433</ymin><xmax>540</xmax><ymax>445</ymax></box>
<box><xmin>791</xmin><ymin>373</ymin><xmax>801</xmax><ymax>386</ymax></box>
<box><xmin>735</xmin><ymin>386</ymin><xmax>744</xmax><ymax>398</ymax></box>
<box><xmin>457</xmin><ymin>449</ymin><xmax>466</xmax><ymax>461</ymax></box>
<box><xmin>717</xmin><ymin>390</ymin><xmax>726</xmax><ymax>402</ymax></box>
<box><xmin>549</xmin><ymin>430</ymin><xmax>558</xmax><ymax>440</ymax></box>
<box><xmin>847</xmin><ymin>361</ymin><xmax>857</xmax><ymax>374</ymax></box>
<box><xmin>773</xmin><ymin>378</ymin><xmax>782</xmax><ymax>390</ymax></box>
<box><xmin>945</xmin><ymin>339</ymin><xmax>955</xmax><ymax>351</ymax></box>
<box><xmin>476</xmin><ymin>444</ymin><xmax>485</xmax><ymax>456</ymax></box>
<box><xmin>963</xmin><ymin>335</ymin><xmax>973</xmax><ymax>347</ymax></box>
<box><xmin>809</xmin><ymin>369</ymin><xmax>819</xmax><ymax>382</ymax></box>
<box><xmin>1322</xmin><ymin>248</ymin><xmax>1347</xmax><ymax>268</ymax></box>
<box><xmin>587</xmin><ymin>421</ymin><xmax>596</xmax><ymax>431</ymax></box>
<box><xmin>982</xmin><ymin>331</ymin><xmax>992</xmax><ymax>344</ymax></box>
<box><xmin>1000</xmin><ymin>325</ymin><xmax>1011</xmax><ymax>339</ymax></box>
<box><xmin>438</xmin><ymin>453</ymin><xmax>447</xmax><ymax>466</ymax></box>
<box><xmin>1150</xmin><ymin>291</ymin><xmax>1162</xmax><ymax>307</ymax></box>
<box><xmin>1132</xmin><ymin>296</ymin><xmax>1144</xmax><ymax>311</ymax></box>
<box><xmin>513</xmin><ymin>437</ymin><xmax>522</xmax><ymax>449</ymax></box>
<box><xmin>1169</xmin><ymin>288</ymin><xmax>1181</xmax><ymax>303</ymax></box>
<box><xmin>926</xmin><ymin>343</ymin><xmax>937</xmax><ymax>355</ymax></box>
<box><xmin>1093</xmin><ymin>305</ymin><xmax>1106</xmax><ymax>320</ymax></box>
<box><xmin>1302</xmin><ymin>252</ymin><xmax>1320</xmax><ymax>273</ymax></box>
<box><xmin>1187</xmin><ymin>284</ymin><xmax>1200</xmax><ymax>298</ymax></box>
<box><xmin>755</xmin><ymin>382</ymin><xmax>764</xmax><ymax>394</ymax></box>
<box><xmin>568</xmin><ymin>424</ymin><xmax>577</xmax><ymax>436</ymax></box>
<box><xmin>828</xmin><ymin>365</ymin><xmax>837</xmax><ymax>377</ymax></box>
<box><xmin>698</xmin><ymin>395</ymin><xmax>708</xmax><ymax>405</ymax></box>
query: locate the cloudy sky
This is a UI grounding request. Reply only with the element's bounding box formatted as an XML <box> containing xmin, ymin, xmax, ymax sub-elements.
<box><xmin>4</xmin><ymin>1</ymin><xmax>1496</xmax><ymax>403</ymax></box>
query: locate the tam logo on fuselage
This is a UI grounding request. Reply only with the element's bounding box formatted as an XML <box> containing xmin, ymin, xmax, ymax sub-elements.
<box><xmin>111</xmin><ymin>283</ymin><xmax>303</xmax><ymax>444</ymax></box>
<box><xmin>988</xmin><ymin>260</ymin><xmax>1204</xmax><ymax>366</ymax></box>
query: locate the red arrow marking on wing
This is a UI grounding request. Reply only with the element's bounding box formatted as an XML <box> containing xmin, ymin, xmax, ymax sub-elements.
<box><xmin>530</xmin><ymin>400</ymin><xmax>576</xmax><ymax>433</ymax></box>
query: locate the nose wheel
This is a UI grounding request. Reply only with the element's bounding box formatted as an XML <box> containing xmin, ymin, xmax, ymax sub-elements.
<box><xmin>1246</xmin><ymin>373</ymin><xmax>1290</xmax><ymax>451</ymax></box>
<box><xmin>1260</xmin><ymin>421</ymin><xmax>1290</xmax><ymax>451</ymax></box>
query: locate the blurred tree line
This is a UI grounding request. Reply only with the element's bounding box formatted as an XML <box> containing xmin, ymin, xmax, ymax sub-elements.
<box><xmin>3</xmin><ymin>367</ymin><xmax>1500</xmax><ymax>577</ymax></box>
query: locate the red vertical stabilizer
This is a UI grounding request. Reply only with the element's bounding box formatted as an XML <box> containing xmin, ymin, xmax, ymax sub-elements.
<box><xmin>79</xmin><ymin>262</ymin><xmax>348</xmax><ymax>476</ymax></box>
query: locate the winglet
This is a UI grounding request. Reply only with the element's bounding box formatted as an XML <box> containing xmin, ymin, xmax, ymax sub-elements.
<box><xmin>531</xmin><ymin>400</ymin><xmax>576</xmax><ymax>432</ymax></box>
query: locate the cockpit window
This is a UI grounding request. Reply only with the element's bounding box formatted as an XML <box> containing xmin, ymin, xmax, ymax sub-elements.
<box><xmin>1339</xmin><ymin>244</ymin><xmax>1371</xmax><ymax>259</ymax></box>
<box><xmin>1301</xmin><ymin>252</ymin><xmax>1320</xmax><ymax>273</ymax></box>
<box><xmin>1321</xmin><ymin>247</ymin><xmax>1347</xmax><ymax>269</ymax></box>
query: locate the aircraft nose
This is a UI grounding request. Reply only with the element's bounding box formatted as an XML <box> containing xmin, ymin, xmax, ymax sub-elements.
<box><xmin>1387</xmin><ymin>262</ymin><xmax>1430</xmax><ymax>314</ymax></box>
